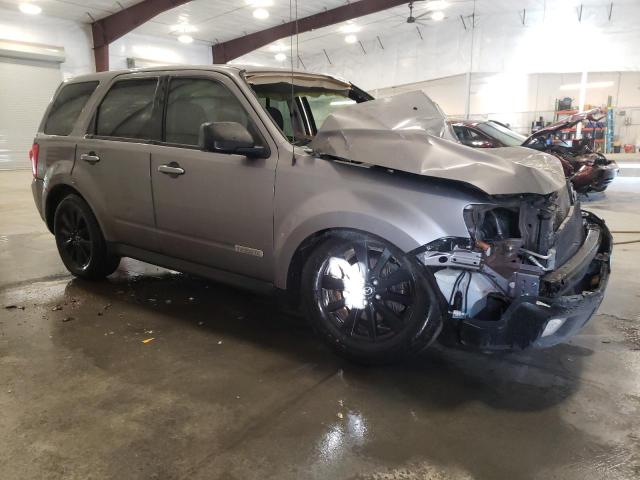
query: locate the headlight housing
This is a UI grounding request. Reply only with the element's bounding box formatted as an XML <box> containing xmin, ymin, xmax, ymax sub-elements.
<box><xmin>463</xmin><ymin>204</ymin><xmax>520</xmax><ymax>244</ymax></box>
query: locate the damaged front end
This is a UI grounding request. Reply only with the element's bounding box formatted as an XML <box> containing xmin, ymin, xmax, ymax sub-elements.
<box><xmin>415</xmin><ymin>184</ymin><xmax>612</xmax><ymax>351</ymax></box>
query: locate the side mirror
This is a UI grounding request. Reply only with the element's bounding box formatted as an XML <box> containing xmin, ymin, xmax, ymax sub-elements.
<box><xmin>199</xmin><ymin>122</ymin><xmax>268</xmax><ymax>158</ymax></box>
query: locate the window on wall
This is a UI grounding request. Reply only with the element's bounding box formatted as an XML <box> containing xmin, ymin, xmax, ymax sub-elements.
<box><xmin>95</xmin><ymin>78</ymin><xmax>158</xmax><ymax>140</ymax></box>
<box><xmin>165</xmin><ymin>77</ymin><xmax>257</xmax><ymax>146</ymax></box>
<box><xmin>44</xmin><ymin>81</ymin><xmax>99</xmax><ymax>136</ymax></box>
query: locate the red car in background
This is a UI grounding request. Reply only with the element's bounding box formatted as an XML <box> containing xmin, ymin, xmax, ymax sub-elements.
<box><xmin>450</xmin><ymin>109</ymin><xmax>619</xmax><ymax>193</ymax></box>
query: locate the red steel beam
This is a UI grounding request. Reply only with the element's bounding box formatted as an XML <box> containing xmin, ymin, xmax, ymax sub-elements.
<box><xmin>212</xmin><ymin>0</ymin><xmax>408</xmax><ymax>64</ymax></box>
<box><xmin>91</xmin><ymin>0</ymin><xmax>192</xmax><ymax>71</ymax></box>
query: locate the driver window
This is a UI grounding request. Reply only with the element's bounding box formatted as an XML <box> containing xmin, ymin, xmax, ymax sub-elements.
<box><xmin>165</xmin><ymin>78</ymin><xmax>256</xmax><ymax>146</ymax></box>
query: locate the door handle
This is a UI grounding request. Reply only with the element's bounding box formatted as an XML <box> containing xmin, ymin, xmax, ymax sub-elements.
<box><xmin>80</xmin><ymin>153</ymin><xmax>100</xmax><ymax>164</ymax></box>
<box><xmin>158</xmin><ymin>164</ymin><xmax>185</xmax><ymax>176</ymax></box>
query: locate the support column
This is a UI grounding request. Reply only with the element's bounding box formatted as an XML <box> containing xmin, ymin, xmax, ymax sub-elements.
<box><xmin>94</xmin><ymin>44</ymin><xmax>109</xmax><ymax>73</ymax></box>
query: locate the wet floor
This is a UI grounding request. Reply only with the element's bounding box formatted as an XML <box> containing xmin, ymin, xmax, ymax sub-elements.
<box><xmin>1</xmin><ymin>170</ymin><xmax>639</xmax><ymax>479</ymax></box>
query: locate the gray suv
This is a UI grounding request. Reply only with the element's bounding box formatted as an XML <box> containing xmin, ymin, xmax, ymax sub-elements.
<box><xmin>31</xmin><ymin>65</ymin><xmax>611</xmax><ymax>363</ymax></box>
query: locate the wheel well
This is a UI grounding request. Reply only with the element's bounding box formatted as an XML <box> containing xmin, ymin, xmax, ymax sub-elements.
<box><xmin>285</xmin><ymin>228</ymin><xmax>387</xmax><ymax>303</ymax></box>
<box><xmin>285</xmin><ymin>229</ymin><xmax>336</xmax><ymax>304</ymax></box>
<box><xmin>45</xmin><ymin>184</ymin><xmax>83</xmax><ymax>233</ymax></box>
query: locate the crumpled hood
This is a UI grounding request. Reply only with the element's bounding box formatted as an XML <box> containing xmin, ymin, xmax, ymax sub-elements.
<box><xmin>311</xmin><ymin>91</ymin><xmax>566</xmax><ymax>195</ymax></box>
<box><xmin>522</xmin><ymin>107</ymin><xmax>605</xmax><ymax>146</ymax></box>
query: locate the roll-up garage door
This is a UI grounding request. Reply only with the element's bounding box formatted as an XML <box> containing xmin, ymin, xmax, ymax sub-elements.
<box><xmin>0</xmin><ymin>57</ymin><xmax>61</xmax><ymax>170</ymax></box>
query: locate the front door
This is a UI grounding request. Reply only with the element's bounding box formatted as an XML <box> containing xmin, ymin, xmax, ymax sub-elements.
<box><xmin>73</xmin><ymin>74</ymin><xmax>161</xmax><ymax>251</ymax></box>
<box><xmin>149</xmin><ymin>72</ymin><xmax>277</xmax><ymax>281</ymax></box>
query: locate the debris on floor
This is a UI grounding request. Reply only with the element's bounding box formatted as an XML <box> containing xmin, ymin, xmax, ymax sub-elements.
<box><xmin>142</xmin><ymin>337</ymin><xmax>155</xmax><ymax>344</ymax></box>
<box><xmin>4</xmin><ymin>305</ymin><xmax>25</xmax><ymax>310</ymax></box>
<box><xmin>62</xmin><ymin>316</ymin><xmax>73</xmax><ymax>322</ymax></box>
<box><xmin>52</xmin><ymin>305</ymin><xmax>62</xmax><ymax>311</ymax></box>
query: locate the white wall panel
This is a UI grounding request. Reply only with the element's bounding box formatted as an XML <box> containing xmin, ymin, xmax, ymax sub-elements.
<box><xmin>110</xmin><ymin>33</ymin><xmax>212</xmax><ymax>70</ymax></box>
<box><xmin>0</xmin><ymin>7</ymin><xmax>92</xmax><ymax>78</ymax></box>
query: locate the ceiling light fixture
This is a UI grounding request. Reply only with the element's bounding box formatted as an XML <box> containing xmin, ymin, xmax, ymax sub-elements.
<box><xmin>171</xmin><ymin>23</ymin><xmax>197</xmax><ymax>34</ymax></box>
<box><xmin>19</xmin><ymin>3</ymin><xmax>42</xmax><ymax>15</ymax></box>
<box><xmin>178</xmin><ymin>35</ymin><xmax>194</xmax><ymax>44</ymax></box>
<box><xmin>274</xmin><ymin>53</ymin><xmax>286</xmax><ymax>61</ymax></box>
<box><xmin>345</xmin><ymin>34</ymin><xmax>358</xmax><ymax>44</ymax></box>
<box><xmin>431</xmin><ymin>11</ymin><xmax>445</xmax><ymax>21</ymax></box>
<box><xmin>339</xmin><ymin>23</ymin><xmax>361</xmax><ymax>34</ymax></box>
<box><xmin>268</xmin><ymin>43</ymin><xmax>287</xmax><ymax>52</ymax></box>
<box><xmin>253</xmin><ymin>8</ymin><xmax>269</xmax><ymax>19</ymax></box>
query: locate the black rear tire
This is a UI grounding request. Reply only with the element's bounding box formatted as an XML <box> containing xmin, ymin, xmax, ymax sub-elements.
<box><xmin>301</xmin><ymin>232</ymin><xmax>443</xmax><ymax>364</ymax></box>
<box><xmin>54</xmin><ymin>194</ymin><xmax>120</xmax><ymax>280</ymax></box>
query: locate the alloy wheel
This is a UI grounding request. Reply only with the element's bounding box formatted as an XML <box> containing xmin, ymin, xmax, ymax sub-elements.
<box><xmin>56</xmin><ymin>203</ymin><xmax>93</xmax><ymax>270</ymax></box>
<box><xmin>316</xmin><ymin>240</ymin><xmax>416</xmax><ymax>343</ymax></box>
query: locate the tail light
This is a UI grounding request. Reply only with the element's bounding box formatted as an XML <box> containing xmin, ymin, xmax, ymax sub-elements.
<box><xmin>29</xmin><ymin>143</ymin><xmax>39</xmax><ymax>177</ymax></box>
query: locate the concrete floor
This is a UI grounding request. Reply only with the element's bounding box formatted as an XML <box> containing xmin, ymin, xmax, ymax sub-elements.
<box><xmin>1</xmin><ymin>169</ymin><xmax>639</xmax><ymax>480</ymax></box>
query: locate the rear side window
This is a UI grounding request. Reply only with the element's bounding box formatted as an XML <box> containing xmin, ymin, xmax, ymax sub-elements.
<box><xmin>44</xmin><ymin>81</ymin><xmax>99</xmax><ymax>136</ymax></box>
<box><xmin>95</xmin><ymin>78</ymin><xmax>158</xmax><ymax>140</ymax></box>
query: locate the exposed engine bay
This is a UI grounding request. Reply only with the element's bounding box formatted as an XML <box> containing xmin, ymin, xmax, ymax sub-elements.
<box><xmin>416</xmin><ymin>183</ymin><xmax>611</xmax><ymax>350</ymax></box>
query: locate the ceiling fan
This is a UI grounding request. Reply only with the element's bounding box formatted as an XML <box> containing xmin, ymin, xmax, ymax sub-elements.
<box><xmin>406</xmin><ymin>1</ymin><xmax>447</xmax><ymax>26</ymax></box>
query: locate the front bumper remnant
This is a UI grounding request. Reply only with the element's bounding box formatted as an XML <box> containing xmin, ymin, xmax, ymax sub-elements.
<box><xmin>457</xmin><ymin>211</ymin><xmax>611</xmax><ymax>350</ymax></box>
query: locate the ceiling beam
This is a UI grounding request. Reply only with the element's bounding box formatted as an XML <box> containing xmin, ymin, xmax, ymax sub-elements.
<box><xmin>91</xmin><ymin>0</ymin><xmax>192</xmax><ymax>71</ymax></box>
<box><xmin>212</xmin><ymin>0</ymin><xmax>408</xmax><ymax>64</ymax></box>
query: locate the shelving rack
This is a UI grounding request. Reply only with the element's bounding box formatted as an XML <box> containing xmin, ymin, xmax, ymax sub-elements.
<box><xmin>551</xmin><ymin>99</ymin><xmax>613</xmax><ymax>153</ymax></box>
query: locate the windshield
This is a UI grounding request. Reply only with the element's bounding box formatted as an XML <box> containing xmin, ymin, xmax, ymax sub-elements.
<box><xmin>475</xmin><ymin>121</ymin><xmax>526</xmax><ymax>147</ymax></box>
<box><xmin>247</xmin><ymin>79</ymin><xmax>371</xmax><ymax>145</ymax></box>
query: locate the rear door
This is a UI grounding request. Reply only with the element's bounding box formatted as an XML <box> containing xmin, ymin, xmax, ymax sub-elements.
<box><xmin>73</xmin><ymin>73</ymin><xmax>161</xmax><ymax>251</ymax></box>
<box><xmin>148</xmin><ymin>71</ymin><xmax>277</xmax><ymax>281</ymax></box>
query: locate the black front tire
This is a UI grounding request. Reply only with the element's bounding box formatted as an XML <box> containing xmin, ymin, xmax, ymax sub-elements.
<box><xmin>54</xmin><ymin>194</ymin><xmax>120</xmax><ymax>280</ymax></box>
<box><xmin>301</xmin><ymin>232</ymin><xmax>443</xmax><ymax>364</ymax></box>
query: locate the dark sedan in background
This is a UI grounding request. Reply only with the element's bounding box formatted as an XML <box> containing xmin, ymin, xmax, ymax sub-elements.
<box><xmin>450</xmin><ymin>110</ymin><xmax>619</xmax><ymax>193</ymax></box>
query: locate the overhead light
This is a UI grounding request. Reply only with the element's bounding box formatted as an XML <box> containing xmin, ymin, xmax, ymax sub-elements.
<box><xmin>339</xmin><ymin>23</ymin><xmax>361</xmax><ymax>34</ymax></box>
<box><xmin>19</xmin><ymin>3</ymin><xmax>42</xmax><ymax>15</ymax></box>
<box><xmin>560</xmin><ymin>81</ymin><xmax>615</xmax><ymax>90</ymax></box>
<box><xmin>253</xmin><ymin>8</ymin><xmax>269</xmax><ymax>19</ymax></box>
<box><xmin>431</xmin><ymin>11</ymin><xmax>445</xmax><ymax>21</ymax></box>
<box><xmin>170</xmin><ymin>22</ymin><xmax>197</xmax><ymax>34</ymax></box>
<box><xmin>268</xmin><ymin>43</ymin><xmax>287</xmax><ymax>52</ymax></box>
<box><xmin>344</xmin><ymin>34</ymin><xmax>357</xmax><ymax>44</ymax></box>
<box><xmin>426</xmin><ymin>0</ymin><xmax>449</xmax><ymax>9</ymax></box>
<box><xmin>178</xmin><ymin>35</ymin><xmax>194</xmax><ymax>44</ymax></box>
<box><xmin>274</xmin><ymin>53</ymin><xmax>286</xmax><ymax>61</ymax></box>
